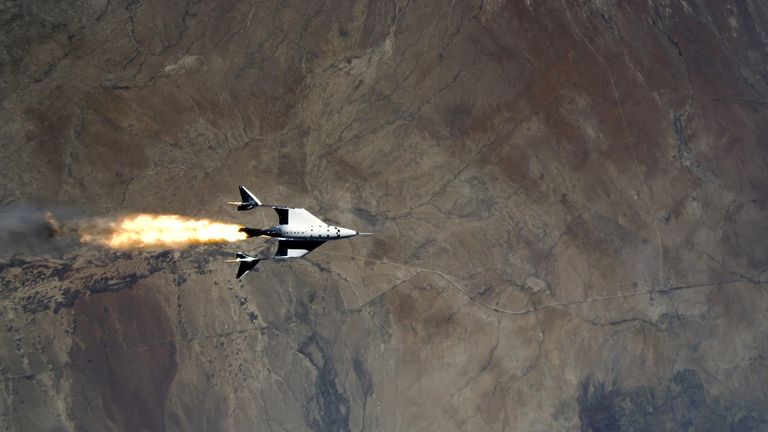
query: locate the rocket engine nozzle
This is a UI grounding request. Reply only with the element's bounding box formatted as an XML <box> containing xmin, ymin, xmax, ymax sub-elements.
<box><xmin>239</xmin><ymin>227</ymin><xmax>266</xmax><ymax>238</ymax></box>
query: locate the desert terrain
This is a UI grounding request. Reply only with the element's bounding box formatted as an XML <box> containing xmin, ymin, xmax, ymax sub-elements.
<box><xmin>1</xmin><ymin>1</ymin><xmax>767</xmax><ymax>431</ymax></box>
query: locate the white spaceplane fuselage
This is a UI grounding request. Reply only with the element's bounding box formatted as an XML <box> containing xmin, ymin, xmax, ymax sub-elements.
<box><xmin>244</xmin><ymin>223</ymin><xmax>358</xmax><ymax>243</ymax></box>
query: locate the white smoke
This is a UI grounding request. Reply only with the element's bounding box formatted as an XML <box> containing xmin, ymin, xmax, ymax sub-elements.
<box><xmin>0</xmin><ymin>203</ymin><xmax>79</xmax><ymax>256</ymax></box>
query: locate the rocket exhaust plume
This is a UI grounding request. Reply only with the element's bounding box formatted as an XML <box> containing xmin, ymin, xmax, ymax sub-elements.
<box><xmin>75</xmin><ymin>214</ymin><xmax>249</xmax><ymax>249</ymax></box>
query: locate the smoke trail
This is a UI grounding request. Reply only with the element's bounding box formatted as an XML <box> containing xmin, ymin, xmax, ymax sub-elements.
<box><xmin>0</xmin><ymin>205</ymin><xmax>252</xmax><ymax>256</ymax></box>
<box><xmin>0</xmin><ymin>204</ymin><xmax>79</xmax><ymax>256</ymax></box>
<box><xmin>0</xmin><ymin>203</ymin><xmax>71</xmax><ymax>256</ymax></box>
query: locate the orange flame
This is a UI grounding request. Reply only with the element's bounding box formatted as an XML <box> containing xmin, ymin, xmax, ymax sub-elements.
<box><xmin>80</xmin><ymin>214</ymin><xmax>248</xmax><ymax>249</ymax></box>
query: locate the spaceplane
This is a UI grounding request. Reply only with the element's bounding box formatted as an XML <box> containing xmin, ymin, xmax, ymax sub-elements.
<box><xmin>226</xmin><ymin>186</ymin><xmax>369</xmax><ymax>278</ymax></box>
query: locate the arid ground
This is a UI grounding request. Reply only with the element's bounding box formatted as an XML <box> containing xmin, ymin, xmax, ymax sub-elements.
<box><xmin>1</xmin><ymin>1</ymin><xmax>768</xmax><ymax>430</ymax></box>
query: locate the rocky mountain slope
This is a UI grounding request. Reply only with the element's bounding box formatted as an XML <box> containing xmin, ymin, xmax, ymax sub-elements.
<box><xmin>1</xmin><ymin>1</ymin><xmax>767</xmax><ymax>430</ymax></box>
